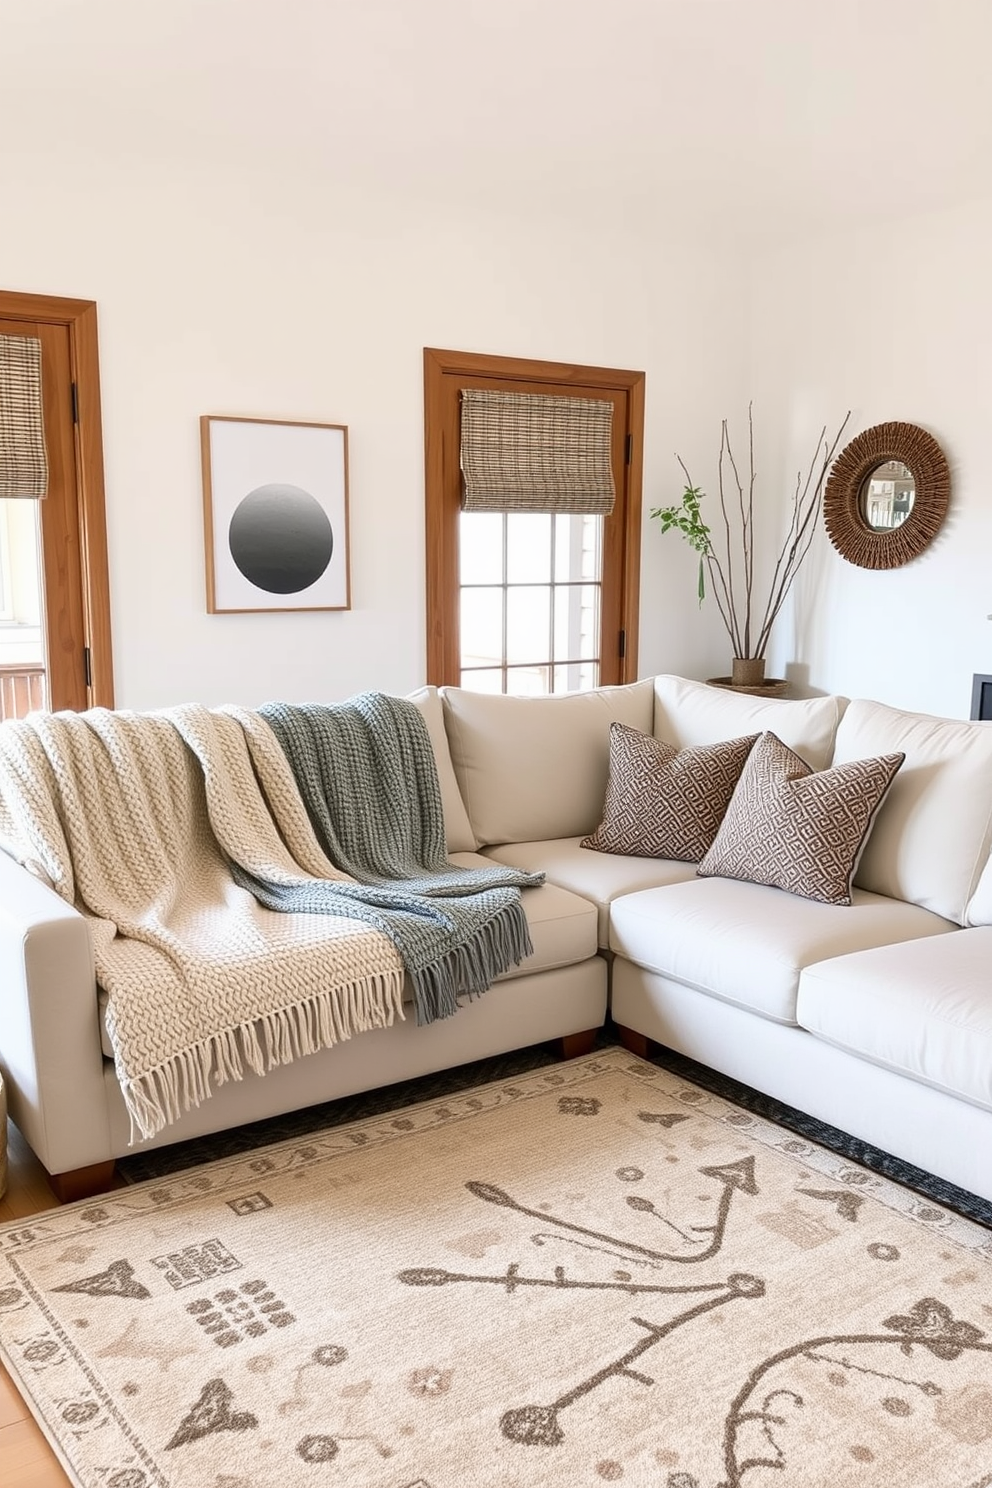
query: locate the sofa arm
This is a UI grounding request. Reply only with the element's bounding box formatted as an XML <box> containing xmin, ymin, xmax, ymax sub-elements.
<box><xmin>0</xmin><ymin>851</ymin><xmax>112</xmax><ymax>1175</ymax></box>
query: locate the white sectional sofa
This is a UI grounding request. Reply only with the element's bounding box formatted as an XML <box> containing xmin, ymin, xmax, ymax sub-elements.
<box><xmin>1</xmin><ymin>676</ymin><xmax>990</xmax><ymax>1208</ymax></box>
<box><xmin>447</xmin><ymin>675</ymin><xmax>992</xmax><ymax>1206</ymax></box>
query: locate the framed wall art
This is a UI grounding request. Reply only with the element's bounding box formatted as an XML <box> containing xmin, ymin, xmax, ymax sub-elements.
<box><xmin>200</xmin><ymin>415</ymin><xmax>351</xmax><ymax>613</ymax></box>
<box><xmin>972</xmin><ymin>673</ymin><xmax>992</xmax><ymax>722</ymax></box>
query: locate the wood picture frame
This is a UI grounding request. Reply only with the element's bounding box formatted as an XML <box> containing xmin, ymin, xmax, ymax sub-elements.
<box><xmin>201</xmin><ymin>415</ymin><xmax>351</xmax><ymax>613</ymax></box>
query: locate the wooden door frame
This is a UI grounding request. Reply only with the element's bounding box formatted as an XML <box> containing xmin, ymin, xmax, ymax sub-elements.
<box><xmin>0</xmin><ymin>290</ymin><xmax>114</xmax><ymax>707</ymax></box>
<box><xmin>423</xmin><ymin>346</ymin><xmax>644</xmax><ymax>688</ymax></box>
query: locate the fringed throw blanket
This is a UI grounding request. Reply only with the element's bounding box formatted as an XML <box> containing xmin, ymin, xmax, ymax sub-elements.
<box><xmin>251</xmin><ymin>693</ymin><xmax>544</xmax><ymax>1024</ymax></box>
<box><xmin>0</xmin><ymin>708</ymin><xmax>406</xmax><ymax>1141</ymax></box>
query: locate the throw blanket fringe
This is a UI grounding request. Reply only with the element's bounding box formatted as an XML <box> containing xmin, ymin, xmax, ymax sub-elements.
<box><xmin>408</xmin><ymin>896</ymin><xmax>533</xmax><ymax>1022</ymax></box>
<box><xmin>120</xmin><ymin>969</ymin><xmax>405</xmax><ymax>1143</ymax></box>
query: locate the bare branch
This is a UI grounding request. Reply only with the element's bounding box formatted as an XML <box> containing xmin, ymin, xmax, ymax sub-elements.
<box><xmin>716</xmin><ymin>423</ymin><xmax>745</xmax><ymax>655</ymax></box>
<box><xmin>656</xmin><ymin>409</ymin><xmax>851</xmax><ymax>663</ymax></box>
<box><xmin>754</xmin><ymin>412</ymin><xmax>851</xmax><ymax>656</ymax></box>
<box><xmin>721</xmin><ymin>420</ymin><xmax>751</xmax><ymax>655</ymax></box>
<box><xmin>675</xmin><ymin>452</ymin><xmax>740</xmax><ymax>653</ymax></box>
<box><xmin>705</xmin><ymin>553</ymin><xmax>740</xmax><ymax>653</ymax></box>
<box><xmin>754</xmin><ymin>436</ymin><xmax>824</xmax><ymax>650</ymax></box>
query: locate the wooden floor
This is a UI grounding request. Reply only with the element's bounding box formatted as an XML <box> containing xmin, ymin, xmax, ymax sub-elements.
<box><xmin>0</xmin><ymin>1122</ymin><xmax>125</xmax><ymax>1487</ymax></box>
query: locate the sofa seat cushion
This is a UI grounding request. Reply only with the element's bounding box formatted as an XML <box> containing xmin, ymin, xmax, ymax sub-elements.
<box><xmin>448</xmin><ymin>854</ymin><xmax>599</xmax><ymax>980</ymax></box>
<box><xmin>97</xmin><ymin>855</ymin><xmax>599</xmax><ymax>1058</ymax></box>
<box><xmin>482</xmin><ymin>837</ymin><xmax>697</xmax><ymax>946</ymax></box>
<box><xmin>797</xmin><ymin>928</ymin><xmax>992</xmax><ymax>1113</ymax></box>
<box><xmin>608</xmin><ymin>877</ymin><xmax>956</xmax><ymax>1025</ymax></box>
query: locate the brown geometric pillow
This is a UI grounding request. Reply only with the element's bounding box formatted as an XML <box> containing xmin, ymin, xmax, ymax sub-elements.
<box><xmin>697</xmin><ymin>731</ymin><xmax>905</xmax><ymax>905</ymax></box>
<box><xmin>581</xmin><ymin>724</ymin><xmax>759</xmax><ymax>862</ymax></box>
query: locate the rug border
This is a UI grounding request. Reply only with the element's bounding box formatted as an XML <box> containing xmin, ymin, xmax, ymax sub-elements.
<box><xmin>3</xmin><ymin>1048</ymin><xmax>989</xmax><ymax>1254</ymax></box>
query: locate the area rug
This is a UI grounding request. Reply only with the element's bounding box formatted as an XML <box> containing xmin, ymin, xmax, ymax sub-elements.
<box><xmin>3</xmin><ymin>1051</ymin><xmax>992</xmax><ymax>1488</ymax></box>
<box><xmin>116</xmin><ymin>1030</ymin><xmax>992</xmax><ymax>1229</ymax></box>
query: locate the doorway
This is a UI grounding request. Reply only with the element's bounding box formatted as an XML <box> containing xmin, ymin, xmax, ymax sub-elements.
<box><xmin>0</xmin><ymin>292</ymin><xmax>113</xmax><ymax>717</ymax></box>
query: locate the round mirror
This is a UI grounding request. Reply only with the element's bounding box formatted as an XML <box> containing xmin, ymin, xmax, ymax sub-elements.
<box><xmin>858</xmin><ymin>460</ymin><xmax>915</xmax><ymax>531</ymax></box>
<box><xmin>824</xmin><ymin>422</ymin><xmax>949</xmax><ymax>570</ymax></box>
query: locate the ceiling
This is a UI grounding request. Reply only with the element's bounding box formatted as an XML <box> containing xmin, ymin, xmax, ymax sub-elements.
<box><xmin>6</xmin><ymin>0</ymin><xmax>992</xmax><ymax>245</ymax></box>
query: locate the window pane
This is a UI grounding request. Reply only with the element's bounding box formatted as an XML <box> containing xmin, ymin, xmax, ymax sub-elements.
<box><xmin>554</xmin><ymin>661</ymin><xmax>599</xmax><ymax>693</ymax></box>
<box><xmin>460</xmin><ymin>586</ymin><xmax>503</xmax><ymax>670</ymax></box>
<box><xmin>0</xmin><ymin>499</ymin><xmax>47</xmax><ymax>720</ymax></box>
<box><xmin>582</xmin><ymin>515</ymin><xmax>602</xmax><ymax>580</ymax></box>
<box><xmin>506</xmin><ymin>585</ymin><xmax>551</xmax><ymax>665</ymax></box>
<box><xmin>507</xmin><ymin>665</ymin><xmax>551</xmax><ymax>695</ymax></box>
<box><xmin>506</xmin><ymin>513</ymin><xmax>551</xmax><ymax>583</ymax></box>
<box><xmin>554</xmin><ymin>513</ymin><xmax>602</xmax><ymax>582</ymax></box>
<box><xmin>554</xmin><ymin>584</ymin><xmax>600</xmax><ymax>662</ymax></box>
<box><xmin>460</xmin><ymin>667</ymin><xmax>504</xmax><ymax>693</ymax></box>
<box><xmin>460</xmin><ymin>511</ymin><xmax>504</xmax><ymax>584</ymax></box>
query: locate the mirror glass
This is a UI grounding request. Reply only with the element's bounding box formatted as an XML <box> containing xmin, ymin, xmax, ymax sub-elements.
<box><xmin>858</xmin><ymin>460</ymin><xmax>915</xmax><ymax>531</ymax></box>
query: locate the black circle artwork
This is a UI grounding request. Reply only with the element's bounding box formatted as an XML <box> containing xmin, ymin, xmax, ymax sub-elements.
<box><xmin>228</xmin><ymin>483</ymin><xmax>333</xmax><ymax>594</ymax></box>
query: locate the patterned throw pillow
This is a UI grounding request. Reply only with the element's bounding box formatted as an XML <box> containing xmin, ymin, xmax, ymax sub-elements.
<box><xmin>697</xmin><ymin>731</ymin><xmax>905</xmax><ymax>905</ymax></box>
<box><xmin>581</xmin><ymin>724</ymin><xmax>759</xmax><ymax>861</ymax></box>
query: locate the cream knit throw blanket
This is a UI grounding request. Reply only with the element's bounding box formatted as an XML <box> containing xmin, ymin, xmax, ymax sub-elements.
<box><xmin>0</xmin><ymin>707</ymin><xmax>405</xmax><ymax>1142</ymax></box>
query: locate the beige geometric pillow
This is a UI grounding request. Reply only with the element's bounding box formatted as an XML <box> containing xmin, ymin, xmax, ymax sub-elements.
<box><xmin>581</xmin><ymin>724</ymin><xmax>759</xmax><ymax>862</ymax></box>
<box><xmin>697</xmin><ymin>731</ymin><xmax>905</xmax><ymax>905</ymax></box>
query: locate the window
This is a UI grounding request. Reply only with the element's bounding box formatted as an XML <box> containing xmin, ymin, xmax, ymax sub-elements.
<box><xmin>460</xmin><ymin>510</ymin><xmax>603</xmax><ymax>693</ymax></box>
<box><xmin>424</xmin><ymin>348</ymin><xmax>644</xmax><ymax>692</ymax></box>
<box><xmin>0</xmin><ymin>291</ymin><xmax>113</xmax><ymax>717</ymax></box>
<box><xmin>0</xmin><ymin>503</ymin><xmax>13</xmax><ymax>621</ymax></box>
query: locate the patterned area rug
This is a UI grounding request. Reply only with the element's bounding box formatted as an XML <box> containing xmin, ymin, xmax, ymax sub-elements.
<box><xmin>118</xmin><ymin>1029</ymin><xmax>992</xmax><ymax>1230</ymax></box>
<box><xmin>3</xmin><ymin>1048</ymin><xmax>992</xmax><ymax>1487</ymax></box>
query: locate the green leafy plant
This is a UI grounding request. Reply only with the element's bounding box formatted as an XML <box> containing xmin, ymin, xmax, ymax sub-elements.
<box><xmin>651</xmin><ymin>406</ymin><xmax>850</xmax><ymax>661</ymax></box>
<box><xmin>650</xmin><ymin>483</ymin><xmax>711</xmax><ymax>605</ymax></box>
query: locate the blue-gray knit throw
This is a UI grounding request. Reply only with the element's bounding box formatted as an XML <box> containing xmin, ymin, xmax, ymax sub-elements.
<box><xmin>235</xmin><ymin>692</ymin><xmax>544</xmax><ymax>1025</ymax></box>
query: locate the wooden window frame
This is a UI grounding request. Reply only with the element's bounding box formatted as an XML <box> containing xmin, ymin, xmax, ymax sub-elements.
<box><xmin>423</xmin><ymin>347</ymin><xmax>644</xmax><ymax>689</ymax></box>
<box><xmin>0</xmin><ymin>290</ymin><xmax>114</xmax><ymax>709</ymax></box>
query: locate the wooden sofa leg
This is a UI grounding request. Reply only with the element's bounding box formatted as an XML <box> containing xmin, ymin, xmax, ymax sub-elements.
<box><xmin>48</xmin><ymin>1161</ymin><xmax>117</xmax><ymax>1203</ymax></box>
<box><xmin>613</xmin><ymin>1023</ymin><xmax>653</xmax><ymax>1060</ymax></box>
<box><xmin>554</xmin><ymin>1028</ymin><xmax>599</xmax><ymax>1060</ymax></box>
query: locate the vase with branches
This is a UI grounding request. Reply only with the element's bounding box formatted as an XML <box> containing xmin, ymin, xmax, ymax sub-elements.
<box><xmin>651</xmin><ymin>406</ymin><xmax>851</xmax><ymax>688</ymax></box>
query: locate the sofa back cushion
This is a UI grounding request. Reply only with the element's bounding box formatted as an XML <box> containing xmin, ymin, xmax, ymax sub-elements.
<box><xmin>441</xmin><ymin>681</ymin><xmax>655</xmax><ymax>846</ymax></box>
<box><xmin>832</xmin><ymin>698</ymin><xmax>992</xmax><ymax>924</ymax></box>
<box><xmin>966</xmin><ymin>850</ymin><xmax>992</xmax><ymax>926</ymax></box>
<box><xmin>652</xmin><ymin>674</ymin><xmax>844</xmax><ymax>771</ymax></box>
<box><xmin>406</xmin><ymin>686</ymin><xmax>477</xmax><ymax>853</ymax></box>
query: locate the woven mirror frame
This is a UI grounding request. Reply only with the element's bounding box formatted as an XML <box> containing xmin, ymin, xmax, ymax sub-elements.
<box><xmin>823</xmin><ymin>421</ymin><xmax>950</xmax><ymax>570</ymax></box>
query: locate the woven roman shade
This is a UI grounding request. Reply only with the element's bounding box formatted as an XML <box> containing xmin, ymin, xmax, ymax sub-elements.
<box><xmin>460</xmin><ymin>388</ymin><xmax>615</xmax><ymax>514</ymax></box>
<box><xmin>0</xmin><ymin>335</ymin><xmax>48</xmax><ymax>499</ymax></box>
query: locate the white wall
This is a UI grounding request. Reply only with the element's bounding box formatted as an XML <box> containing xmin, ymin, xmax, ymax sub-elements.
<box><xmin>0</xmin><ymin>136</ymin><xmax>745</xmax><ymax>708</ymax></box>
<box><xmin>749</xmin><ymin>197</ymin><xmax>992</xmax><ymax>718</ymax></box>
